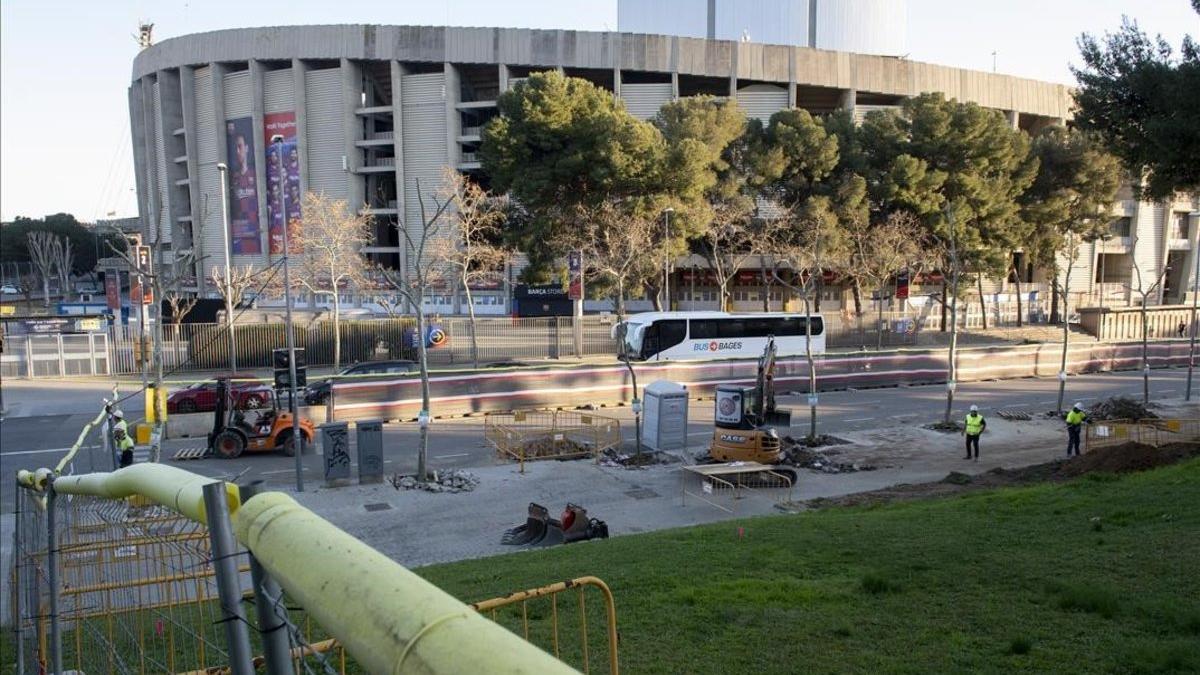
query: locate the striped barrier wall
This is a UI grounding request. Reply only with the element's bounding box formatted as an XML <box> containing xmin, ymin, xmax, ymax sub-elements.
<box><xmin>330</xmin><ymin>340</ymin><xmax>1196</xmax><ymax>422</ymax></box>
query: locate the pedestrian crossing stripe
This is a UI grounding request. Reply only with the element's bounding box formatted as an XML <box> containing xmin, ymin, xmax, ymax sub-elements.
<box><xmin>172</xmin><ymin>447</ymin><xmax>211</xmax><ymax>461</ymax></box>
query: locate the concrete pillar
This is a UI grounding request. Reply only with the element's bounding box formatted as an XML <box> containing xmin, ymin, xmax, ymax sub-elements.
<box><xmin>729</xmin><ymin>43</ymin><xmax>738</xmax><ymax>97</ymax></box>
<box><xmin>212</xmin><ymin>63</ymin><xmax>230</xmax><ymax>274</ymax></box>
<box><xmin>1005</xmin><ymin>109</ymin><xmax>1019</xmax><ymax>130</ymax></box>
<box><xmin>341</xmin><ymin>58</ymin><xmax>365</xmax><ymax>209</ymax></box>
<box><xmin>180</xmin><ymin>66</ymin><xmax>204</xmax><ymax>281</ymax></box>
<box><xmin>391</xmin><ymin>60</ymin><xmax>408</xmax><ymax>284</ymax></box>
<box><xmin>787</xmin><ymin>46</ymin><xmax>797</xmax><ymax>108</ymax></box>
<box><xmin>140</xmin><ymin>74</ymin><xmax>160</xmax><ymax>243</ymax></box>
<box><xmin>249</xmin><ymin>60</ymin><xmax>270</xmax><ymax>258</ymax></box>
<box><xmin>670</xmin><ymin>72</ymin><xmax>678</xmax><ymax>99</ymax></box>
<box><xmin>1186</xmin><ymin>211</ymin><xmax>1200</xmax><ymax>304</ymax></box>
<box><xmin>128</xmin><ymin>79</ymin><xmax>151</xmax><ymax>236</ymax></box>
<box><xmin>611</xmin><ymin>32</ymin><xmax>622</xmax><ymax>98</ymax></box>
<box><xmin>498</xmin><ymin>63</ymin><xmax>510</xmax><ymax>93</ymax></box>
<box><xmin>444</xmin><ymin>62</ymin><xmax>461</xmax><ymax>167</ymax></box>
<box><xmin>838</xmin><ymin>88</ymin><xmax>856</xmax><ymax>118</ymax></box>
<box><xmin>1159</xmin><ymin>198</ymin><xmax>1173</xmax><ymax>304</ymax></box>
<box><xmin>292</xmin><ymin>59</ymin><xmax>311</xmax><ymax>200</ymax></box>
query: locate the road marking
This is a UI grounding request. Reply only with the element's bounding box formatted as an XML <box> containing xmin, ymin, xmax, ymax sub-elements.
<box><xmin>259</xmin><ymin>469</ymin><xmax>303</xmax><ymax>475</ymax></box>
<box><xmin>843</xmin><ymin>417</ymin><xmax>875</xmax><ymax>422</ymax></box>
<box><xmin>434</xmin><ymin>453</ymin><xmax>469</xmax><ymax>459</ymax></box>
<box><xmin>2</xmin><ymin>446</ymin><xmax>82</xmax><ymax>456</ymax></box>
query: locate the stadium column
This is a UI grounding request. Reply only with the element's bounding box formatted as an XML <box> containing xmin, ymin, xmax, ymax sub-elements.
<box><xmin>211</xmin><ymin>62</ymin><xmax>230</xmax><ymax>291</ymax></box>
<box><xmin>729</xmin><ymin>39</ymin><xmax>738</xmax><ymax>97</ymax></box>
<box><xmin>341</xmin><ymin>58</ymin><xmax>365</xmax><ymax>212</ymax></box>
<box><xmin>1005</xmin><ymin>109</ymin><xmax>1020</xmax><ymax>130</ymax></box>
<box><xmin>498</xmin><ymin>63</ymin><xmax>510</xmax><ymax>94</ymax></box>
<box><xmin>128</xmin><ymin>79</ymin><xmax>151</xmax><ymax>237</ymax></box>
<box><xmin>292</xmin><ymin>59</ymin><xmax>311</xmax><ymax>201</ymax></box>
<box><xmin>180</xmin><ymin>66</ymin><xmax>205</xmax><ymax>282</ymax></box>
<box><xmin>668</xmin><ymin>35</ymin><xmax>678</xmax><ymax>99</ymax></box>
<box><xmin>391</xmin><ymin>60</ymin><xmax>408</xmax><ymax>289</ymax></box>
<box><xmin>250</xmin><ymin>60</ymin><xmax>270</xmax><ymax>259</ymax></box>
<box><xmin>839</xmin><ymin>88</ymin><xmax>857</xmax><ymax>119</ymax></box>
<box><xmin>787</xmin><ymin>47</ymin><xmax>797</xmax><ymax>108</ymax></box>
<box><xmin>139</xmin><ymin>74</ymin><xmax>159</xmax><ymax>245</ymax></box>
<box><xmin>445</xmin><ymin>61</ymin><xmax>463</xmax><ymax>314</ymax></box>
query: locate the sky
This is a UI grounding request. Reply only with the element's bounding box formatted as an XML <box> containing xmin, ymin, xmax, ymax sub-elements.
<box><xmin>1</xmin><ymin>0</ymin><xmax>1197</xmax><ymax>223</ymax></box>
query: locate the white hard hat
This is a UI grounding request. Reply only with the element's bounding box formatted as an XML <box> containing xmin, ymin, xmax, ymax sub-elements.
<box><xmin>113</xmin><ymin>409</ymin><xmax>125</xmax><ymax>419</ymax></box>
<box><xmin>969</xmin><ymin>404</ymin><xmax>978</xmax><ymax>412</ymax></box>
<box><xmin>1073</xmin><ymin>402</ymin><xmax>1083</xmax><ymax>409</ymax></box>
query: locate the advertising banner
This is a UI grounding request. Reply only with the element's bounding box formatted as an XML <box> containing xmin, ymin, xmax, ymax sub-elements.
<box><xmin>567</xmin><ymin>251</ymin><xmax>583</xmax><ymax>301</ymax></box>
<box><xmin>104</xmin><ymin>269</ymin><xmax>120</xmax><ymax>311</ymax></box>
<box><xmin>225</xmin><ymin>116</ymin><xmax>262</xmax><ymax>254</ymax></box>
<box><xmin>895</xmin><ymin>268</ymin><xmax>910</xmax><ymax>299</ymax></box>
<box><xmin>263</xmin><ymin>112</ymin><xmax>301</xmax><ymax>254</ymax></box>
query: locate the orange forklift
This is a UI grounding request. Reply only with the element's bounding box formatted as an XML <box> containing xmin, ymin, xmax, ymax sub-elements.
<box><xmin>207</xmin><ymin>376</ymin><xmax>314</xmax><ymax>459</ymax></box>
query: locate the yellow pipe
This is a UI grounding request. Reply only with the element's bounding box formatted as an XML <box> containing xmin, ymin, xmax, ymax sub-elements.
<box><xmin>50</xmin><ymin>465</ymin><xmax>239</xmax><ymax>525</ymax></box>
<box><xmin>233</xmin><ymin>491</ymin><xmax>578</xmax><ymax>675</ymax></box>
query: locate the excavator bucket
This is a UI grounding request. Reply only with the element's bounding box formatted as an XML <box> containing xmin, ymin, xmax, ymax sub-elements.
<box><xmin>501</xmin><ymin>502</ymin><xmax>608</xmax><ymax>546</ymax></box>
<box><xmin>501</xmin><ymin>502</ymin><xmax>552</xmax><ymax>545</ymax></box>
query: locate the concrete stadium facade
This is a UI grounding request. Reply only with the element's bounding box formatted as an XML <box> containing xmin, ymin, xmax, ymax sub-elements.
<box><xmin>128</xmin><ymin>24</ymin><xmax>1196</xmax><ymax>315</ymax></box>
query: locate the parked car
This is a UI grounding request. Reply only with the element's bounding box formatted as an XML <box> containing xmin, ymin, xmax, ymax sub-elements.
<box><xmin>167</xmin><ymin>373</ymin><xmax>274</xmax><ymax>414</ymax></box>
<box><xmin>303</xmin><ymin>360</ymin><xmax>418</xmax><ymax>405</ymax></box>
<box><xmin>0</xmin><ymin>284</ymin><xmax>19</xmax><ymax>295</ymax></box>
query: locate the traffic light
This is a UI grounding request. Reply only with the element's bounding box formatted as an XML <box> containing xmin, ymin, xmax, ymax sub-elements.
<box><xmin>272</xmin><ymin>347</ymin><xmax>307</xmax><ymax>389</ymax></box>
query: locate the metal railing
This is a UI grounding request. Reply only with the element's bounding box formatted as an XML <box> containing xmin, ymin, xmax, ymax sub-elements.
<box><xmin>485</xmin><ymin>410</ymin><xmax>622</xmax><ymax>472</ymax></box>
<box><xmin>471</xmin><ymin>577</ymin><xmax>620</xmax><ymax>675</ymax></box>
<box><xmin>10</xmin><ymin>461</ymin><xmax>583</xmax><ymax>674</ymax></box>
<box><xmin>1085</xmin><ymin>418</ymin><xmax>1200</xmax><ymax>451</ymax></box>
<box><xmin>0</xmin><ymin>333</ymin><xmax>110</xmax><ymax>378</ymax></box>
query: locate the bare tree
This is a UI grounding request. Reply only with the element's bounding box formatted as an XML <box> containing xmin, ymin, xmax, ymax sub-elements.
<box><xmin>1126</xmin><ymin>254</ymin><xmax>1170</xmax><ymax>406</ymax></box>
<box><xmin>162</xmin><ymin>252</ymin><xmax>200</xmax><ymax>337</ymax></box>
<box><xmin>433</xmin><ymin>169</ymin><xmax>509</xmax><ymax>368</ymax></box>
<box><xmin>697</xmin><ymin>205</ymin><xmax>760</xmax><ymax>312</ymax></box>
<box><xmin>1052</xmin><ymin>231</ymin><xmax>1083</xmax><ymax>414</ymax></box>
<box><xmin>766</xmin><ymin>201</ymin><xmax>848</xmax><ymax>442</ymax></box>
<box><xmin>26</xmin><ymin>231</ymin><xmax>57</xmax><ymax>307</ymax></box>
<box><xmin>848</xmin><ymin>211</ymin><xmax>926</xmax><ymax>350</ymax></box>
<box><xmin>209</xmin><ymin>264</ymin><xmax>262</xmax><ymax>313</ymax></box>
<box><xmin>379</xmin><ymin>178</ymin><xmax>455</xmax><ymax>483</ymax></box>
<box><xmin>290</xmin><ymin>192</ymin><xmax>374</xmax><ymax>370</ymax></box>
<box><xmin>581</xmin><ymin>201</ymin><xmax>658</xmax><ymax>320</ymax></box>
<box><xmin>49</xmin><ymin>236</ymin><xmax>75</xmax><ymax>299</ymax></box>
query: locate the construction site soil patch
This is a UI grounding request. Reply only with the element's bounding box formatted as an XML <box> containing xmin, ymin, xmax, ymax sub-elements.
<box><xmin>785</xmin><ymin>441</ymin><xmax>1200</xmax><ymax>511</ymax></box>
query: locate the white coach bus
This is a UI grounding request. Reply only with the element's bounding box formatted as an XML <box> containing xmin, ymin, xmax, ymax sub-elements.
<box><xmin>614</xmin><ymin>311</ymin><xmax>826</xmax><ymax>361</ymax></box>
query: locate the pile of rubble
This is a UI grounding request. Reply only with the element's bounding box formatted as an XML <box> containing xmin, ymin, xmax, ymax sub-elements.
<box><xmin>781</xmin><ymin>442</ymin><xmax>875</xmax><ymax>474</ymax></box>
<box><xmin>520</xmin><ymin>436</ymin><xmax>590</xmax><ymax>459</ymax></box>
<box><xmin>389</xmin><ymin>469</ymin><xmax>480</xmax><ymax>493</ymax></box>
<box><xmin>598</xmin><ymin>447</ymin><xmax>670</xmax><ymax>468</ymax></box>
<box><xmin>1087</xmin><ymin>396</ymin><xmax>1158</xmax><ymax>420</ymax></box>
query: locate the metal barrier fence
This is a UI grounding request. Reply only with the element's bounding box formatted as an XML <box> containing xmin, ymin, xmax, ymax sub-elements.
<box><xmin>10</xmin><ymin>462</ymin><xmax>584</xmax><ymax>674</ymax></box>
<box><xmin>470</xmin><ymin>576</ymin><xmax>619</xmax><ymax>675</ymax></box>
<box><xmin>105</xmin><ymin>316</ymin><xmax>620</xmax><ymax>374</ymax></box>
<box><xmin>1086</xmin><ymin>418</ymin><xmax>1200</xmax><ymax>451</ymax></box>
<box><xmin>0</xmin><ymin>333</ymin><xmax>110</xmax><ymax>378</ymax></box>
<box><xmin>679</xmin><ymin>463</ymin><xmax>795</xmax><ymax>514</ymax></box>
<box><xmin>485</xmin><ymin>410</ymin><xmax>622</xmax><ymax>472</ymax></box>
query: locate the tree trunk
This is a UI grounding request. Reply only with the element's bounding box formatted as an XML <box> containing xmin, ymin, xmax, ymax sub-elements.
<box><xmin>1049</xmin><ymin>270</ymin><xmax>1061</xmax><ymax>324</ymax></box>
<box><xmin>416</xmin><ymin>304</ymin><xmax>431</xmax><ymax>481</ymax></box>
<box><xmin>804</xmin><ymin>294</ymin><xmax>818</xmax><ymax>442</ymax></box>
<box><xmin>877</xmin><ymin>283</ymin><xmax>886</xmax><ymax>351</ymax></box>
<box><xmin>851</xmin><ymin>279</ymin><xmax>863</xmax><ymax>317</ymax></box>
<box><xmin>1141</xmin><ymin>295</ymin><xmax>1151</xmax><ymax>404</ymax></box>
<box><xmin>1012</xmin><ymin>267</ymin><xmax>1024</xmax><ymax>328</ymax></box>
<box><xmin>464</xmin><ymin>280</ymin><xmax>480</xmax><ymax>369</ymax></box>
<box><xmin>332</xmin><ymin>291</ymin><xmax>342</xmax><ymax>371</ymax></box>
<box><xmin>814</xmin><ymin>273</ymin><xmax>823</xmax><ymax>313</ymax></box>
<box><xmin>42</xmin><ymin>277</ymin><xmax>50</xmax><ymax>308</ymax></box>
<box><xmin>940</xmin><ymin>279</ymin><xmax>948</xmax><ymax>332</ymax></box>
<box><xmin>977</xmin><ymin>271</ymin><xmax>988</xmax><ymax>330</ymax></box>
<box><xmin>1056</xmin><ymin>265</ymin><xmax>1072</xmax><ymax>414</ymax></box>
<box><xmin>718</xmin><ymin>280</ymin><xmax>728</xmax><ymax>312</ymax></box>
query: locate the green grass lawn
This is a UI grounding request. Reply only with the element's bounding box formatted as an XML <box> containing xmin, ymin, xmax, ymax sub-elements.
<box><xmin>419</xmin><ymin>459</ymin><xmax>1200</xmax><ymax>674</ymax></box>
<box><xmin>5</xmin><ymin>459</ymin><xmax>1198</xmax><ymax>674</ymax></box>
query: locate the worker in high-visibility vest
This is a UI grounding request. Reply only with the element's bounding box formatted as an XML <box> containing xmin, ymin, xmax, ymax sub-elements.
<box><xmin>1065</xmin><ymin>402</ymin><xmax>1088</xmax><ymax>457</ymax></box>
<box><xmin>962</xmin><ymin>404</ymin><xmax>987</xmax><ymax>460</ymax></box>
<box><xmin>114</xmin><ymin>425</ymin><xmax>136</xmax><ymax>467</ymax></box>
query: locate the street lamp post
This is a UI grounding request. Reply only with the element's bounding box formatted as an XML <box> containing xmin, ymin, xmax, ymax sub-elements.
<box><xmin>272</xmin><ymin>135</ymin><xmax>304</xmax><ymax>492</ymax></box>
<box><xmin>1187</xmin><ymin>211</ymin><xmax>1200</xmax><ymax>401</ymax></box>
<box><xmin>662</xmin><ymin>208</ymin><xmax>674</xmax><ymax>311</ymax></box>
<box><xmin>216</xmin><ymin>163</ymin><xmax>238</xmax><ymax>372</ymax></box>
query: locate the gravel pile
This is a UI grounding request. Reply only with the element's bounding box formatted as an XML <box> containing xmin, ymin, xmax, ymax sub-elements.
<box><xmin>389</xmin><ymin>469</ymin><xmax>480</xmax><ymax>493</ymax></box>
<box><xmin>1087</xmin><ymin>396</ymin><xmax>1158</xmax><ymax>420</ymax></box>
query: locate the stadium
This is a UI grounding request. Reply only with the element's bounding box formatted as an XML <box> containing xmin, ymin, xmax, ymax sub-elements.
<box><xmin>127</xmin><ymin>2</ymin><xmax>1195</xmax><ymax>315</ymax></box>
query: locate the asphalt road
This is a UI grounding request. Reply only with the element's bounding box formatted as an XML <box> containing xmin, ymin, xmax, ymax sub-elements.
<box><xmin>2</xmin><ymin>367</ymin><xmax>1192</xmax><ymax>507</ymax></box>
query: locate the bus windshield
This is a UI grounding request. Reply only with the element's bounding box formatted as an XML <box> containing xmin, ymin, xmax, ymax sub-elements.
<box><xmin>616</xmin><ymin>321</ymin><xmax>646</xmax><ymax>359</ymax></box>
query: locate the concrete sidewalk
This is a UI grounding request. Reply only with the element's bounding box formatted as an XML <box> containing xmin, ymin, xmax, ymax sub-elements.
<box><xmin>282</xmin><ymin>396</ymin><xmax>1200</xmax><ymax>569</ymax></box>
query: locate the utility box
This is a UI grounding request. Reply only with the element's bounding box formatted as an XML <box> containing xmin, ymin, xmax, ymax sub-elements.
<box><xmin>643</xmin><ymin>380</ymin><xmax>689</xmax><ymax>452</ymax></box>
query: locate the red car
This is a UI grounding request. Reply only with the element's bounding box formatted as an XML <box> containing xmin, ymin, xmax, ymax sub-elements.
<box><xmin>167</xmin><ymin>373</ymin><xmax>273</xmax><ymax>414</ymax></box>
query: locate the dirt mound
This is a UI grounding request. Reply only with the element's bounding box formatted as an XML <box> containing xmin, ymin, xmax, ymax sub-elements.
<box><xmin>783</xmin><ymin>441</ymin><xmax>1200</xmax><ymax>511</ymax></box>
<box><xmin>1058</xmin><ymin>441</ymin><xmax>1200</xmax><ymax>477</ymax></box>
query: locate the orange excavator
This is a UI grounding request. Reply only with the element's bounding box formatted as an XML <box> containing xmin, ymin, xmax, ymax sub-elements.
<box><xmin>710</xmin><ymin>336</ymin><xmax>793</xmax><ymax>465</ymax></box>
